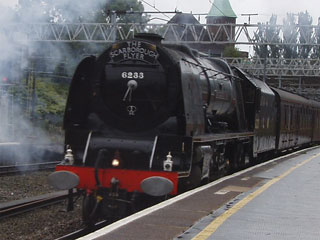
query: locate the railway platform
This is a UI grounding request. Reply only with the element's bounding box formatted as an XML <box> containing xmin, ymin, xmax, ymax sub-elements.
<box><xmin>79</xmin><ymin>146</ymin><xmax>320</xmax><ymax>240</ymax></box>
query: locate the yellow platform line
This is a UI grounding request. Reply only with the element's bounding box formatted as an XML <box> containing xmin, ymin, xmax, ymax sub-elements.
<box><xmin>192</xmin><ymin>152</ymin><xmax>320</xmax><ymax>240</ymax></box>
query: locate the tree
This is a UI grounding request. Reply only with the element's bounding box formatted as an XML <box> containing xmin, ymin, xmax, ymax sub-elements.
<box><xmin>312</xmin><ymin>18</ymin><xmax>320</xmax><ymax>58</ymax></box>
<box><xmin>253</xmin><ymin>15</ymin><xmax>281</xmax><ymax>59</ymax></box>
<box><xmin>253</xmin><ymin>23</ymin><xmax>269</xmax><ymax>58</ymax></box>
<box><xmin>17</xmin><ymin>0</ymin><xmax>148</xmax><ymax>23</ymax></box>
<box><xmin>282</xmin><ymin>13</ymin><xmax>298</xmax><ymax>58</ymax></box>
<box><xmin>298</xmin><ymin>11</ymin><xmax>314</xmax><ymax>58</ymax></box>
<box><xmin>223</xmin><ymin>46</ymin><xmax>242</xmax><ymax>58</ymax></box>
<box><xmin>267</xmin><ymin>15</ymin><xmax>281</xmax><ymax>59</ymax></box>
<box><xmin>17</xmin><ymin>0</ymin><xmax>108</xmax><ymax>22</ymax></box>
<box><xmin>97</xmin><ymin>0</ymin><xmax>149</xmax><ymax>23</ymax></box>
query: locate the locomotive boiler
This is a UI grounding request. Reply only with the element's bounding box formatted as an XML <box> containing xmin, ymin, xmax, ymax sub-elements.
<box><xmin>48</xmin><ymin>33</ymin><xmax>320</xmax><ymax>223</ymax></box>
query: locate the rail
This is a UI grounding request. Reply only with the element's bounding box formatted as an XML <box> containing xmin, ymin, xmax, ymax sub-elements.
<box><xmin>0</xmin><ymin>190</ymin><xmax>78</xmax><ymax>220</ymax></box>
<box><xmin>56</xmin><ymin>220</ymin><xmax>109</xmax><ymax>240</ymax></box>
<box><xmin>0</xmin><ymin>161</ymin><xmax>60</xmax><ymax>176</ymax></box>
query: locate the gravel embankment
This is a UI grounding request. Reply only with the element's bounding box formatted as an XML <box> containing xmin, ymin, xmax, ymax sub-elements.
<box><xmin>0</xmin><ymin>171</ymin><xmax>56</xmax><ymax>202</ymax></box>
<box><xmin>0</xmin><ymin>171</ymin><xmax>84</xmax><ymax>240</ymax></box>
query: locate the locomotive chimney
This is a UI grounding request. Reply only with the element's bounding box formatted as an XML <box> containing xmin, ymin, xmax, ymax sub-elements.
<box><xmin>134</xmin><ymin>33</ymin><xmax>163</xmax><ymax>44</ymax></box>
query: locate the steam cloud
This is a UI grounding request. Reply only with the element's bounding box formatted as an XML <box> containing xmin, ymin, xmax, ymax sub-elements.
<box><xmin>0</xmin><ymin>1</ymin><xmax>109</xmax><ymax>165</ymax></box>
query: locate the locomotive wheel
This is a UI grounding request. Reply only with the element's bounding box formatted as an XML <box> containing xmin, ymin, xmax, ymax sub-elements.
<box><xmin>214</xmin><ymin>153</ymin><xmax>229</xmax><ymax>180</ymax></box>
<box><xmin>230</xmin><ymin>143</ymin><xmax>245</xmax><ymax>172</ymax></box>
<box><xmin>82</xmin><ymin>193</ymin><xmax>98</xmax><ymax>224</ymax></box>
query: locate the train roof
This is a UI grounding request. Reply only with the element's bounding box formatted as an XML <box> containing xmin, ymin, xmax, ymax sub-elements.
<box><xmin>309</xmin><ymin>99</ymin><xmax>320</xmax><ymax>108</ymax></box>
<box><xmin>271</xmin><ymin>87</ymin><xmax>312</xmax><ymax>106</ymax></box>
<box><xmin>232</xmin><ymin>66</ymin><xmax>274</xmax><ymax>97</ymax></box>
<box><xmin>248</xmin><ymin>77</ymin><xmax>274</xmax><ymax>96</ymax></box>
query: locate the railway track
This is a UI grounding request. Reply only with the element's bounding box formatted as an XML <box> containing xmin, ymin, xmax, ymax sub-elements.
<box><xmin>0</xmin><ymin>190</ymin><xmax>79</xmax><ymax>220</ymax></box>
<box><xmin>56</xmin><ymin>220</ymin><xmax>109</xmax><ymax>240</ymax></box>
<box><xmin>0</xmin><ymin>161</ymin><xmax>60</xmax><ymax>176</ymax></box>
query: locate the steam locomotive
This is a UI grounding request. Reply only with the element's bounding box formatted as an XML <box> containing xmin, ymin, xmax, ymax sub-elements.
<box><xmin>48</xmin><ymin>33</ymin><xmax>320</xmax><ymax>223</ymax></box>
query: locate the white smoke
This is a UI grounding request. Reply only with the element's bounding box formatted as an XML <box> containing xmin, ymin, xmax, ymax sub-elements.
<box><xmin>0</xmin><ymin>1</ymin><xmax>112</xmax><ymax>164</ymax></box>
<box><xmin>15</xmin><ymin>0</ymin><xmax>109</xmax><ymax>23</ymax></box>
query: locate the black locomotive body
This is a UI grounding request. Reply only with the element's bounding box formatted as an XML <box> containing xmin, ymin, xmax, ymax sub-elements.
<box><xmin>49</xmin><ymin>33</ymin><xmax>320</xmax><ymax>222</ymax></box>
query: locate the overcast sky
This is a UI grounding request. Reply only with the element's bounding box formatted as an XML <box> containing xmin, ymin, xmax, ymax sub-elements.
<box><xmin>0</xmin><ymin>0</ymin><xmax>17</xmax><ymax>9</ymax></box>
<box><xmin>1</xmin><ymin>0</ymin><xmax>319</xmax><ymax>24</ymax></box>
<box><xmin>141</xmin><ymin>0</ymin><xmax>320</xmax><ymax>24</ymax></box>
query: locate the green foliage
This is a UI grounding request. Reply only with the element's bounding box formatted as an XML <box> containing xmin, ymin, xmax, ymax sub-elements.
<box><xmin>7</xmin><ymin>77</ymin><xmax>68</xmax><ymax>142</ymax></box>
<box><xmin>101</xmin><ymin>0</ymin><xmax>147</xmax><ymax>23</ymax></box>
<box><xmin>17</xmin><ymin>0</ymin><xmax>104</xmax><ymax>22</ymax></box>
<box><xmin>223</xmin><ymin>46</ymin><xmax>242</xmax><ymax>57</ymax></box>
<box><xmin>11</xmin><ymin>77</ymin><xmax>68</xmax><ymax>126</ymax></box>
<box><xmin>17</xmin><ymin>0</ymin><xmax>148</xmax><ymax>23</ymax></box>
<box><xmin>35</xmin><ymin>78</ymin><xmax>68</xmax><ymax>123</ymax></box>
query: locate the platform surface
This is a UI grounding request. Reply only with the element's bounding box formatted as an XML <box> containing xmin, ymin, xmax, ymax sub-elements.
<box><xmin>79</xmin><ymin>146</ymin><xmax>320</xmax><ymax>240</ymax></box>
<box><xmin>179</xmin><ymin>147</ymin><xmax>320</xmax><ymax>240</ymax></box>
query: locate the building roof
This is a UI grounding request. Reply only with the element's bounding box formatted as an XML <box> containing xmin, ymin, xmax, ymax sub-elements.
<box><xmin>168</xmin><ymin>13</ymin><xmax>201</xmax><ymax>24</ymax></box>
<box><xmin>207</xmin><ymin>0</ymin><xmax>237</xmax><ymax>18</ymax></box>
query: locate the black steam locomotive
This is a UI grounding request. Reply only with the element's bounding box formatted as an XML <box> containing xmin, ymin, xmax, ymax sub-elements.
<box><xmin>49</xmin><ymin>33</ymin><xmax>320</xmax><ymax>222</ymax></box>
